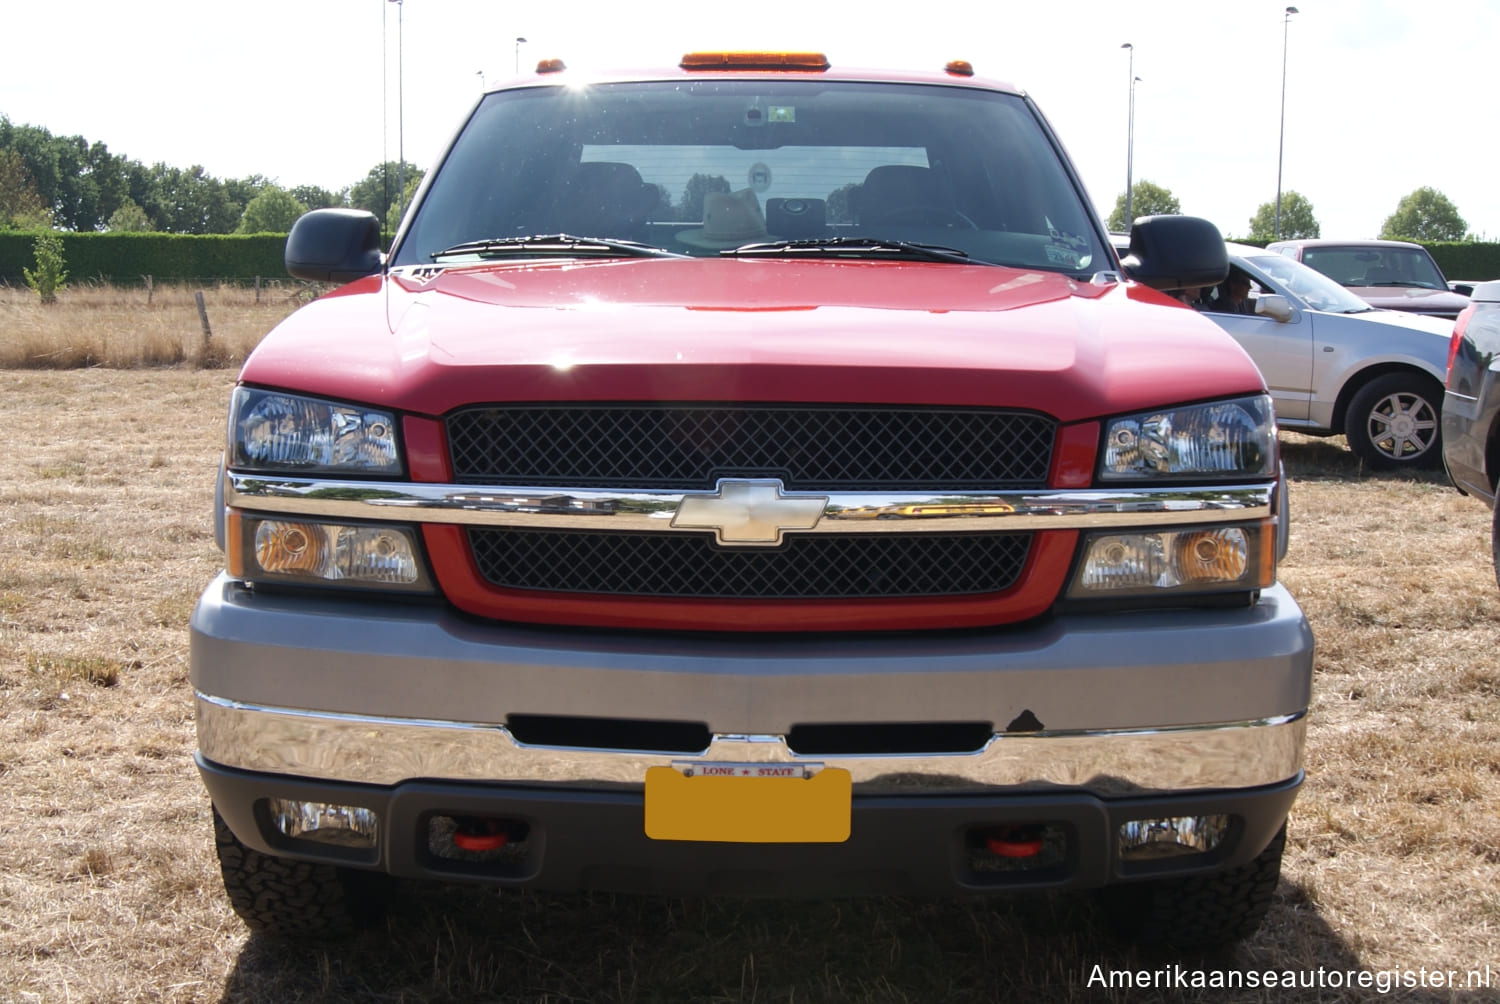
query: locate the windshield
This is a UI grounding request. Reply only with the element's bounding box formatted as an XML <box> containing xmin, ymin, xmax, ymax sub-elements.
<box><xmin>390</xmin><ymin>79</ymin><xmax>1105</xmax><ymax>273</ymax></box>
<box><xmin>1243</xmin><ymin>254</ymin><xmax>1377</xmax><ymax>313</ymax></box>
<box><xmin>1300</xmin><ymin>246</ymin><xmax>1447</xmax><ymax>290</ymax></box>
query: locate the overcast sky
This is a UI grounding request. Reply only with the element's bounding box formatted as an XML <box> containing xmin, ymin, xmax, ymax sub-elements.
<box><xmin>3</xmin><ymin>0</ymin><xmax>1494</xmax><ymax>241</ymax></box>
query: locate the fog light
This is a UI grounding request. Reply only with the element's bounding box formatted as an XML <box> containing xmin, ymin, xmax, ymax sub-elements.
<box><xmin>1118</xmin><ymin>814</ymin><xmax>1229</xmax><ymax>861</ymax></box>
<box><xmin>268</xmin><ymin>798</ymin><xmax>379</xmax><ymax>849</ymax></box>
<box><xmin>227</xmin><ymin>512</ymin><xmax>431</xmax><ymax>591</ymax></box>
<box><xmin>1069</xmin><ymin>523</ymin><xmax>1272</xmax><ymax>598</ymax></box>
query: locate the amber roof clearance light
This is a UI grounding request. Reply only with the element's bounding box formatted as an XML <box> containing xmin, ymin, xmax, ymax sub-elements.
<box><xmin>680</xmin><ymin>51</ymin><xmax>831</xmax><ymax>71</ymax></box>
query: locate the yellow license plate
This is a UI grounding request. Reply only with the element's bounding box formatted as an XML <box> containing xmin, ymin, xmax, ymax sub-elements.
<box><xmin>644</xmin><ymin>763</ymin><xmax>851</xmax><ymax>843</ymax></box>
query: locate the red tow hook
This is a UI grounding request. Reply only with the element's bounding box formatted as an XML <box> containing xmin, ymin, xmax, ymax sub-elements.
<box><xmin>452</xmin><ymin>818</ymin><xmax>511</xmax><ymax>852</ymax></box>
<box><xmin>984</xmin><ymin>826</ymin><xmax>1045</xmax><ymax>858</ymax></box>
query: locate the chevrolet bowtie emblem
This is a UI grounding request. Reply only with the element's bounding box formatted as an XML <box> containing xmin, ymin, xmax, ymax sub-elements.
<box><xmin>671</xmin><ymin>479</ymin><xmax>828</xmax><ymax>546</ymax></box>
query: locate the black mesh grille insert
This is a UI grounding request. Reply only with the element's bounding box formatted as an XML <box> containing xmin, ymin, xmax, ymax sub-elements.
<box><xmin>468</xmin><ymin>529</ymin><xmax>1031</xmax><ymax>599</ymax></box>
<box><xmin>446</xmin><ymin>405</ymin><xmax>1055</xmax><ymax>490</ymax></box>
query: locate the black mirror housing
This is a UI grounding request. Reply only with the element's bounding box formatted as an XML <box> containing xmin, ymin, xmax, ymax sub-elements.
<box><xmin>285</xmin><ymin>209</ymin><xmax>383</xmax><ymax>283</ymax></box>
<box><xmin>1119</xmin><ymin>215</ymin><xmax>1229</xmax><ymax>292</ymax></box>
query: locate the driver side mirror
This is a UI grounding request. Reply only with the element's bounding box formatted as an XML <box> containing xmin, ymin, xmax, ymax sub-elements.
<box><xmin>1255</xmin><ymin>294</ymin><xmax>1294</xmax><ymax>323</ymax></box>
<box><xmin>285</xmin><ymin>209</ymin><xmax>384</xmax><ymax>283</ymax></box>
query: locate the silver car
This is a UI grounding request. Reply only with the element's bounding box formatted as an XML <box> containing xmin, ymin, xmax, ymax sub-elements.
<box><xmin>1205</xmin><ymin>245</ymin><xmax>1454</xmax><ymax>470</ymax></box>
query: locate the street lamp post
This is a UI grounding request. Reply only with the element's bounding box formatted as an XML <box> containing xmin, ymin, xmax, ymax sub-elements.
<box><xmin>1275</xmin><ymin>6</ymin><xmax>1299</xmax><ymax>239</ymax></box>
<box><xmin>1122</xmin><ymin>43</ymin><xmax>1135</xmax><ymax>229</ymax></box>
<box><xmin>515</xmin><ymin>36</ymin><xmax>528</xmax><ymax>74</ymax></box>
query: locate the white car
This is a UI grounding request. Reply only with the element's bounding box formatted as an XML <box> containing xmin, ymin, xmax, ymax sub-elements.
<box><xmin>1116</xmin><ymin>234</ymin><xmax>1453</xmax><ymax>469</ymax></box>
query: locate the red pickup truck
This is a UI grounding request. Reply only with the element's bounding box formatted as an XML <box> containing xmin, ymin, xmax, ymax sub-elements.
<box><xmin>193</xmin><ymin>52</ymin><xmax>1312</xmax><ymax>948</ymax></box>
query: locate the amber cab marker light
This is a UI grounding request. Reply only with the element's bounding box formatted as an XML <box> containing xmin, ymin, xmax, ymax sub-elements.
<box><xmin>680</xmin><ymin>51</ymin><xmax>831</xmax><ymax>71</ymax></box>
<box><xmin>945</xmin><ymin>60</ymin><xmax>975</xmax><ymax>77</ymax></box>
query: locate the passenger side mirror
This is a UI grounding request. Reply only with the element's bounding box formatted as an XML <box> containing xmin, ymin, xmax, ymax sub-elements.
<box><xmin>1117</xmin><ymin>215</ymin><xmax>1229</xmax><ymax>292</ymax></box>
<box><xmin>1255</xmin><ymin>294</ymin><xmax>1294</xmax><ymax>323</ymax></box>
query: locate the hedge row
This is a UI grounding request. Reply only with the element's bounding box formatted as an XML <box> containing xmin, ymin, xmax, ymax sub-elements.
<box><xmin>0</xmin><ymin>231</ymin><xmax>289</xmax><ymax>284</ymax></box>
<box><xmin>3</xmin><ymin>230</ymin><xmax>1499</xmax><ymax>286</ymax></box>
<box><xmin>1423</xmin><ymin>242</ymin><xmax>1500</xmax><ymax>282</ymax></box>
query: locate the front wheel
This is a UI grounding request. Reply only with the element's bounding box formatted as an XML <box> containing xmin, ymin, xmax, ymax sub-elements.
<box><xmin>1491</xmin><ymin>499</ymin><xmax>1500</xmax><ymax>592</ymax></box>
<box><xmin>1344</xmin><ymin>372</ymin><xmax>1443</xmax><ymax>470</ymax></box>
<box><xmin>212</xmin><ymin>806</ymin><xmax>391</xmax><ymax>940</ymax></box>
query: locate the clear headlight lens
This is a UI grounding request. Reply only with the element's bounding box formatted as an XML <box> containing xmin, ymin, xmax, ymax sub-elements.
<box><xmin>1101</xmin><ymin>395</ymin><xmax>1275</xmax><ymax>481</ymax></box>
<box><xmin>230</xmin><ymin>388</ymin><xmax>401</xmax><ymax>475</ymax></box>
<box><xmin>229</xmin><ymin>514</ymin><xmax>430</xmax><ymax>591</ymax></box>
<box><xmin>1069</xmin><ymin>522</ymin><xmax>1274</xmax><ymax>598</ymax></box>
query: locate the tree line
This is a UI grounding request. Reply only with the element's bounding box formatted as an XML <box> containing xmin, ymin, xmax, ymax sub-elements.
<box><xmin>1107</xmin><ymin>179</ymin><xmax>1473</xmax><ymax>243</ymax></box>
<box><xmin>0</xmin><ymin>115</ymin><xmax>421</xmax><ymax>235</ymax></box>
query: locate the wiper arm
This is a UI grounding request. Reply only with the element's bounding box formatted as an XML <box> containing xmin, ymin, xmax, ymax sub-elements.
<box><xmin>432</xmin><ymin>234</ymin><xmax>688</xmax><ymax>260</ymax></box>
<box><xmin>720</xmin><ymin>237</ymin><xmax>972</xmax><ymax>264</ymax></box>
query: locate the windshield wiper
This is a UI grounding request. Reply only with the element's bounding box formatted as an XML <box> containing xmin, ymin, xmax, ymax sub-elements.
<box><xmin>432</xmin><ymin>234</ymin><xmax>688</xmax><ymax>260</ymax></box>
<box><xmin>719</xmin><ymin>237</ymin><xmax>973</xmax><ymax>264</ymax></box>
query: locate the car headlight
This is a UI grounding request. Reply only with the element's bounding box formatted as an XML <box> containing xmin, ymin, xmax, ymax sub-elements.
<box><xmin>229</xmin><ymin>387</ymin><xmax>401</xmax><ymax>475</ymax></box>
<box><xmin>1101</xmin><ymin>395</ymin><xmax>1275</xmax><ymax>481</ymax></box>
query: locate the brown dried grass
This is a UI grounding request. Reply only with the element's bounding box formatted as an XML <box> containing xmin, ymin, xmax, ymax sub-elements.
<box><xmin>0</xmin><ymin>281</ymin><xmax>304</xmax><ymax>370</ymax></box>
<box><xmin>1</xmin><ymin>367</ymin><xmax>1498</xmax><ymax>1002</ymax></box>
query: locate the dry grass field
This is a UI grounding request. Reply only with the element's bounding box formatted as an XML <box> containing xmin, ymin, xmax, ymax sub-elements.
<box><xmin>2</xmin><ymin>352</ymin><xmax>1499</xmax><ymax>999</ymax></box>
<box><xmin>0</xmin><ymin>281</ymin><xmax>304</xmax><ymax>369</ymax></box>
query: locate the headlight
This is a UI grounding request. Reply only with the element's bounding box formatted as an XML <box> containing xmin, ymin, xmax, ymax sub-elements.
<box><xmin>1101</xmin><ymin>395</ymin><xmax>1275</xmax><ymax>481</ymax></box>
<box><xmin>230</xmin><ymin>388</ymin><xmax>401</xmax><ymax>475</ymax></box>
<box><xmin>227</xmin><ymin>514</ymin><xmax>431</xmax><ymax>592</ymax></box>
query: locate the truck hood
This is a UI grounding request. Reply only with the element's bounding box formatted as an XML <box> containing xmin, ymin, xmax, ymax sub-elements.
<box><xmin>241</xmin><ymin>258</ymin><xmax>1265</xmax><ymax>422</ymax></box>
<box><xmin>1346</xmin><ymin>285</ymin><xmax>1470</xmax><ymax>317</ymax></box>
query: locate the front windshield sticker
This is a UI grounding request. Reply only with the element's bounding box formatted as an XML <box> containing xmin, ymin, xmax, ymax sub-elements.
<box><xmin>1044</xmin><ymin>228</ymin><xmax>1092</xmax><ymax>270</ymax></box>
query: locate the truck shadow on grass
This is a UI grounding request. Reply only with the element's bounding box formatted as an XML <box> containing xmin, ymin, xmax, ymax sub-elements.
<box><xmin>217</xmin><ymin>877</ymin><xmax>1380</xmax><ymax>1003</ymax></box>
<box><xmin>1279</xmin><ymin>434</ymin><xmax>1452</xmax><ymax>487</ymax></box>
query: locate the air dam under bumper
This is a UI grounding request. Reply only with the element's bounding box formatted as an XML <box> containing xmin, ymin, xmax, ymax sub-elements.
<box><xmin>199</xmin><ymin>756</ymin><xmax>1302</xmax><ymax>896</ymax></box>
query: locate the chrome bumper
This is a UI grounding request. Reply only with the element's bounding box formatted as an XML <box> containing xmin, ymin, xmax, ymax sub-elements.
<box><xmin>196</xmin><ymin>693</ymin><xmax>1305</xmax><ymax>798</ymax></box>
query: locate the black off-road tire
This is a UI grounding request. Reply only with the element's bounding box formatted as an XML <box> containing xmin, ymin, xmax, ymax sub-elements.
<box><xmin>1100</xmin><ymin>824</ymin><xmax>1285</xmax><ymax>949</ymax></box>
<box><xmin>212</xmin><ymin>806</ymin><xmax>391</xmax><ymax>940</ymax></box>
<box><xmin>1344</xmin><ymin>372</ymin><xmax>1443</xmax><ymax>470</ymax></box>
<box><xmin>1491</xmin><ymin>499</ymin><xmax>1500</xmax><ymax>592</ymax></box>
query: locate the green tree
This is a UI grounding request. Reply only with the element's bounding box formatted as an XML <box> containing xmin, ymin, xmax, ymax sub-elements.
<box><xmin>349</xmin><ymin>161</ymin><xmax>423</xmax><ymax>229</ymax></box>
<box><xmin>0</xmin><ymin>149</ymin><xmax>51</xmax><ymax>229</ymax></box>
<box><xmin>1247</xmin><ymin>191</ymin><xmax>1320</xmax><ymax>241</ymax></box>
<box><xmin>678</xmin><ymin>173</ymin><xmax>731</xmax><ymax>224</ymax></box>
<box><xmin>239</xmin><ymin>185</ymin><xmax>309</xmax><ymax>233</ymax></box>
<box><xmin>105</xmin><ymin>199</ymin><xmax>152</xmax><ymax>232</ymax></box>
<box><xmin>23</xmin><ymin>231</ymin><xmax>68</xmax><ymax>304</ymax></box>
<box><xmin>1107</xmin><ymin>180</ymin><xmax>1180</xmax><ymax>231</ymax></box>
<box><xmin>384</xmin><ymin>175</ymin><xmax>421</xmax><ymax>232</ymax></box>
<box><xmin>291</xmin><ymin>184</ymin><xmax>346</xmax><ymax>211</ymax></box>
<box><xmin>1380</xmin><ymin>187</ymin><xmax>1467</xmax><ymax>242</ymax></box>
<box><xmin>143</xmin><ymin>163</ymin><xmax>242</xmax><ymax>233</ymax></box>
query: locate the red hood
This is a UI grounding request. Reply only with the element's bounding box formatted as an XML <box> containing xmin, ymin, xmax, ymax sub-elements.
<box><xmin>241</xmin><ymin>258</ymin><xmax>1264</xmax><ymax>420</ymax></box>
